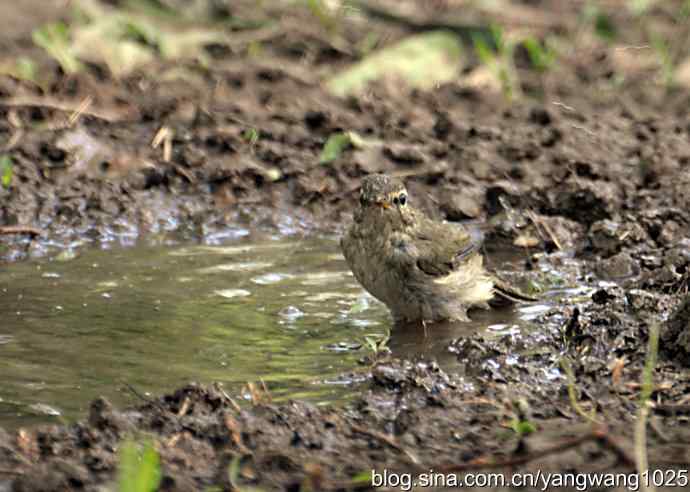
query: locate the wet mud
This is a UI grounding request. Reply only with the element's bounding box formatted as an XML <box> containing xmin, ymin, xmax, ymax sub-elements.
<box><xmin>2</xmin><ymin>0</ymin><xmax>690</xmax><ymax>490</ymax></box>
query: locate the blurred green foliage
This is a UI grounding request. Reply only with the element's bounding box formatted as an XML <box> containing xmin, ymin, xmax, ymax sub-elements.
<box><xmin>510</xmin><ymin>418</ymin><xmax>536</xmax><ymax>436</ymax></box>
<box><xmin>327</xmin><ymin>30</ymin><xmax>463</xmax><ymax>97</ymax></box>
<box><xmin>523</xmin><ymin>37</ymin><xmax>556</xmax><ymax>73</ymax></box>
<box><xmin>32</xmin><ymin>22</ymin><xmax>83</xmax><ymax>74</ymax></box>
<box><xmin>582</xmin><ymin>3</ymin><xmax>617</xmax><ymax>42</ymax></box>
<box><xmin>320</xmin><ymin>132</ymin><xmax>354</xmax><ymax>164</ymax></box>
<box><xmin>118</xmin><ymin>440</ymin><xmax>161</xmax><ymax>492</ymax></box>
<box><xmin>472</xmin><ymin>25</ymin><xmax>519</xmax><ymax>100</ymax></box>
<box><xmin>650</xmin><ymin>34</ymin><xmax>675</xmax><ymax>87</ymax></box>
<box><xmin>306</xmin><ymin>0</ymin><xmax>338</xmax><ymax>33</ymax></box>
<box><xmin>31</xmin><ymin>0</ymin><xmax>230</xmax><ymax>77</ymax></box>
<box><xmin>242</xmin><ymin>128</ymin><xmax>260</xmax><ymax>147</ymax></box>
<box><xmin>1</xmin><ymin>155</ymin><xmax>13</xmax><ymax>189</ymax></box>
<box><xmin>683</xmin><ymin>0</ymin><xmax>690</xmax><ymax>18</ymax></box>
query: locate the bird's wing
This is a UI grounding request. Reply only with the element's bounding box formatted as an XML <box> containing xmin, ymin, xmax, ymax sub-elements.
<box><xmin>412</xmin><ymin>217</ymin><xmax>481</xmax><ymax>277</ymax></box>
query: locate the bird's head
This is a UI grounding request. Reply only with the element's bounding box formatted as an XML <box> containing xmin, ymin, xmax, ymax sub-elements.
<box><xmin>356</xmin><ymin>174</ymin><xmax>412</xmax><ymax>229</ymax></box>
<box><xmin>359</xmin><ymin>174</ymin><xmax>408</xmax><ymax>210</ymax></box>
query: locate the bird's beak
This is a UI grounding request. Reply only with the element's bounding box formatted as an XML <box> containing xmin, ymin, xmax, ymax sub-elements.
<box><xmin>377</xmin><ymin>201</ymin><xmax>390</xmax><ymax>210</ymax></box>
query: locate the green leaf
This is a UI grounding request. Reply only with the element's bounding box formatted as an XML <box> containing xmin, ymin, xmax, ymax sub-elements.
<box><xmin>362</xmin><ymin>333</ymin><xmax>390</xmax><ymax>355</ymax></box>
<box><xmin>472</xmin><ymin>33</ymin><xmax>495</xmax><ymax>64</ymax></box>
<box><xmin>523</xmin><ymin>37</ymin><xmax>555</xmax><ymax>72</ymax></box>
<box><xmin>138</xmin><ymin>443</ymin><xmax>161</xmax><ymax>492</ymax></box>
<box><xmin>510</xmin><ymin>418</ymin><xmax>536</xmax><ymax>436</ymax></box>
<box><xmin>242</xmin><ymin>128</ymin><xmax>260</xmax><ymax>146</ymax></box>
<box><xmin>594</xmin><ymin>13</ymin><xmax>616</xmax><ymax>41</ymax></box>
<box><xmin>347</xmin><ymin>296</ymin><xmax>369</xmax><ymax>315</ymax></box>
<box><xmin>319</xmin><ymin>132</ymin><xmax>353</xmax><ymax>164</ymax></box>
<box><xmin>228</xmin><ymin>455</ymin><xmax>242</xmax><ymax>486</ymax></box>
<box><xmin>1</xmin><ymin>155</ymin><xmax>12</xmax><ymax>188</ymax></box>
<box><xmin>118</xmin><ymin>440</ymin><xmax>161</xmax><ymax>492</ymax></box>
<box><xmin>350</xmin><ymin>470</ymin><xmax>373</xmax><ymax>486</ymax></box>
<box><xmin>363</xmin><ymin>336</ymin><xmax>378</xmax><ymax>353</ymax></box>
<box><xmin>490</xmin><ymin>24</ymin><xmax>505</xmax><ymax>53</ymax></box>
<box><xmin>32</xmin><ymin>22</ymin><xmax>83</xmax><ymax>74</ymax></box>
<box><xmin>326</xmin><ymin>30</ymin><xmax>463</xmax><ymax>97</ymax></box>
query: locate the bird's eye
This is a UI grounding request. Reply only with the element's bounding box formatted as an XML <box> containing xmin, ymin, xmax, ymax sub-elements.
<box><xmin>398</xmin><ymin>194</ymin><xmax>407</xmax><ymax>206</ymax></box>
<box><xmin>393</xmin><ymin>196</ymin><xmax>399</xmax><ymax>205</ymax></box>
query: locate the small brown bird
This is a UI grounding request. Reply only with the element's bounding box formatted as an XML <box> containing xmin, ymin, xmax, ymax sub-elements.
<box><xmin>341</xmin><ymin>174</ymin><xmax>534</xmax><ymax>325</ymax></box>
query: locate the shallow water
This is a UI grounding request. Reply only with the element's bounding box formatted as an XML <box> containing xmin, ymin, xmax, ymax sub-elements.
<box><xmin>0</xmin><ymin>234</ymin><xmax>556</xmax><ymax>429</ymax></box>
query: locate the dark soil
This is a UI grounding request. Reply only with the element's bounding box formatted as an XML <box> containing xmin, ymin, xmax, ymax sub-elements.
<box><xmin>2</xmin><ymin>0</ymin><xmax>690</xmax><ymax>490</ymax></box>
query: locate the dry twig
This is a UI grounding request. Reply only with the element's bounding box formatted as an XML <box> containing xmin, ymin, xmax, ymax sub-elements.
<box><xmin>0</xmin><ymin>225</ymin><xmax>42</xmax><ymax>236</ymax></box>
<box><xmin>0</xmin><ymin>97</ymin><xmax>129</xmax><ymax>123</ymax></box>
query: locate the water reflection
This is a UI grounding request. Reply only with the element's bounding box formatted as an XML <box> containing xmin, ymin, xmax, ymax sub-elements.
<box><xmin>387</xmin><ymin>304</ymin><xmax>529</xmax><ymax>368</ymax></box>
<box><xmin>0</xmin><ymin>234</ymin><xmax>551</xmax><ymax>429</ymax></box>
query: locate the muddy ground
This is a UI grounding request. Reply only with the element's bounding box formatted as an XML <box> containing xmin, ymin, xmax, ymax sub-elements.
<box><xmin>2</xmin><ymin>0</ymin><xmax>690</xmax><ymax>490</ymax></box>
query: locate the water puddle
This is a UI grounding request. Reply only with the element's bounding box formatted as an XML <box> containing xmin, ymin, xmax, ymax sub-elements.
<box><xmin>0</xmin><ymin>235</ymin><xmax>570</xmax><ymax>429</ymax></box>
